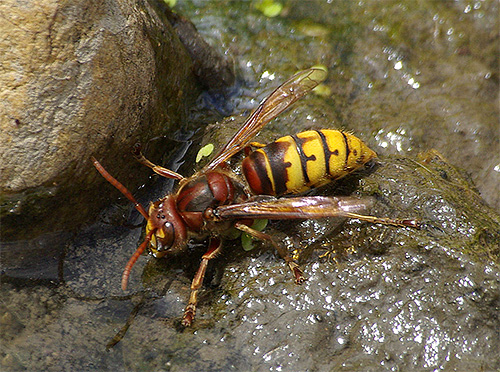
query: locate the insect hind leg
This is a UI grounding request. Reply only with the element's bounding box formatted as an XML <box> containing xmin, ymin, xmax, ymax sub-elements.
<box><xmin>341</xmin><ymin>212</ymin><xmax>421</xmax><ymax>229</ymax></box>
<box><xmin>234</xmin><ymin>222</ymin><xmax>306</xmax><ymax>284</ymax></box>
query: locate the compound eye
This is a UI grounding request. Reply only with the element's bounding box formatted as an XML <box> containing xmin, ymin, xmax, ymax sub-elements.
<box><xmin>156</xmin><ymin>221</ymin><xmax>175</xmax><ymax>252</ymax></box>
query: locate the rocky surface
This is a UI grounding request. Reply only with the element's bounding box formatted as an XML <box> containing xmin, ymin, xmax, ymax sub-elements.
<box><xmin>2</xmin><ymin>146</ymin><xmax>498</xmax><ymax>371</ymax></box>
<box><xmin>0</xmin><ymin>0</ymin><xmax>200</xmax><ymax>240</ymax></box>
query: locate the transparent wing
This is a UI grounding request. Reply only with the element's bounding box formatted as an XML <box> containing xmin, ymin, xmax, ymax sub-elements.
<box><xmin>215</xmin><ymin>195</ymin><xmax>420</xmax><ymax>228</ymax></box>
<box><xmin>202</xmin><ymin>68</ymin><xmax>327</xmax><ymax>172</ymax></box>
<box><xmin>214</xmin><ymin>196</ymin><xmax>372</xmax><ymax>220</ymax></box>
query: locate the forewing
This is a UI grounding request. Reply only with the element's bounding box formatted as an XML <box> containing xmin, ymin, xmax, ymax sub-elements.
<box><xmin>202</xmin><ymin>68</ymin><xmax>327</xmax><ymax>172</ymax></box>
<box><xmin>215</xmin><ymin>196</ymin><xmax>372</xmax><ymax>220</ymax></box>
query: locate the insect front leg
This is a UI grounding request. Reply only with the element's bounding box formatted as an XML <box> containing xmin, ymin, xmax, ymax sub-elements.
<box><xmin>132</xmin><ymin>143</ymin><xmax>185</xmax><ymax>181</ymax></box>
<box><xmin>234</xmin><ymin>221</ymin><xmax>306</xmax><ymax>285</ymax></box>
<box><xmin>182</xmin><ymin>237</ymin><xmax>223</xmax><ymax>327</ymax></box>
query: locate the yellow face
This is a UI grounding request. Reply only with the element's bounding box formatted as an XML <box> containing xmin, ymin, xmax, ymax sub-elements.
<box><xmin>145</xmin><ymin>200</ymin><xmax>175</xmax><ymax>257</ymax></box>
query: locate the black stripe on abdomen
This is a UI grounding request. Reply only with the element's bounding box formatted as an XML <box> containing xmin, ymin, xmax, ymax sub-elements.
<box><xmin>263</xmin><ymin>141</ymin><xmax>291</xmax><ymax>197</ymax></box>
<box><xmin>291</xmin><ymin>134</ymin><xmax>312</xmax><ymax>184</ymax></box>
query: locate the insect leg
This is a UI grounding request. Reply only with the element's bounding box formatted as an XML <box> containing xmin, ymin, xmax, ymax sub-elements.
<box><xmin>182</xmin><ymin>237</ymin><xmax>223</xmax><ymax>327</ymax></box>
<box><xmin>248</xmin><ymin>141</ymin><xmax>266</xmax><ymax>148</ymax></box>
<box><xmin>132</xmin><ymin>144</ymin><xmax>185</xmax><ymax>181</ymax></box>
<box><xmin>234</xmin><ymin>222</ymin><xmax>306</xmax><ymax>285</ymax></box>
<box><xmin>244</xmin><ymin>141</ymin><xmax>267</xmax><ymax>156</ymax></box>
<box><xmin>341</xmin><ymin>212</ymin><xmax>421</xmax><ymax>229</ymax></box>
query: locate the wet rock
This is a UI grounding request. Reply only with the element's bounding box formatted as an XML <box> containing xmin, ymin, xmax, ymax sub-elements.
<box><xmin>346</xmin><ymin>0</ymin><xmax>499</xmax><ymax>213</ymax></box>
<box><xmin>3</xmin><ymin>144</ymin><xmax>499</xmax><ymax>370</ymax></box>
<box><xmin>164</xmin><ymin>8</ymin><xmax>235</xmax><ymax>92</ymax></box>
<box><xmin>103</xmin><ymin>146</ymin><xmax>500</xmax><ymax>371</ymax></box>
<box><xmin>223</xmin><ymin>151</ymin><xmax>499</xmax><ymax>371</ymax></box>
<box><xmin>0</xmin><ymin>308</ymin><xmax>24</xmax><ymax>342</ymax></box>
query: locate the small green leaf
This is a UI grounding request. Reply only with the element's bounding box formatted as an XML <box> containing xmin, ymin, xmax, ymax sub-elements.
<box><xmin>251</xmin><ymin>218</ymin><xmax>268</xmax><ymax>232</ymax></box>
<box><xmin>196</xmin><ymin>143</ymin><xmax>214</xmax><ymax>163</ymax></box>
<box><xmin>255</xmin><ymin>0</ymin><xmax>283</xmax><ymax>18</ymax></box>
<box><xmin>241</xmin><ymin>219</ymin><xmax>269</xmax><ymax>251</ymax></box>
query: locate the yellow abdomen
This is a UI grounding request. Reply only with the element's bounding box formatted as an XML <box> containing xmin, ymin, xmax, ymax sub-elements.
<box><xmin>242</xmin><ymin>129</ymin><xmax>377</xmax><ymax>196</ymax></box>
